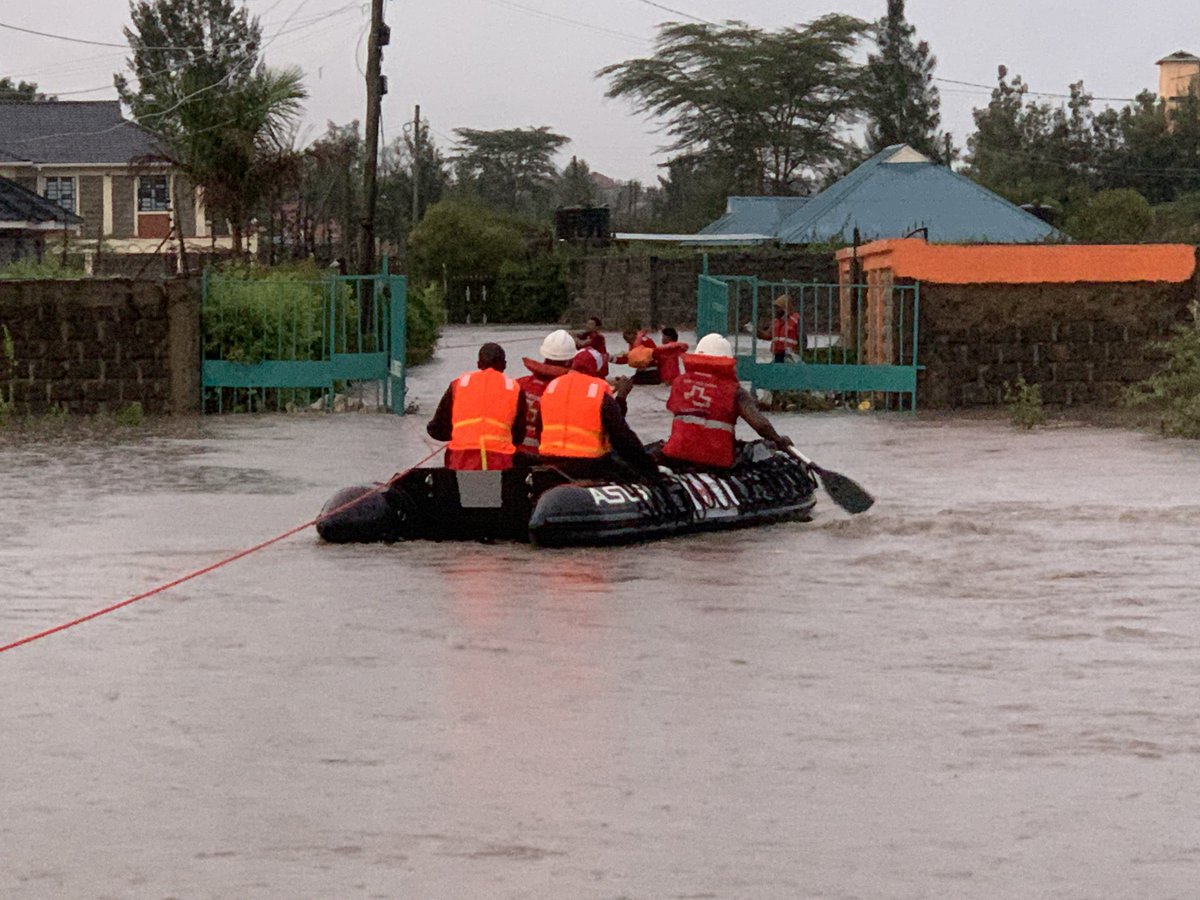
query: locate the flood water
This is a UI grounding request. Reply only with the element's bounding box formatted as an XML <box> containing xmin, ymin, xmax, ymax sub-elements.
<box><xmin>4</xmin><ymin>324</ymin><xmax>1200</xmax><ymax>899</ymax></box>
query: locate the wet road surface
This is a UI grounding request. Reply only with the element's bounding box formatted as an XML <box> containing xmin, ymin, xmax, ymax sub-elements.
<box><xmin>3</xmin><ymin>325</ymin><xmax>1200</xmax><ymax>898</ymax></box>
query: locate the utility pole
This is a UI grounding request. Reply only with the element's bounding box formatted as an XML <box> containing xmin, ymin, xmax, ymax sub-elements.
<box><xmin>411</xmin><ymin>104</ymin><xmax>420</xmax><ymax>228</ymax></box>
<box><xmin>359</xmin><ymin>0</ymin><xmax>388</xmax><ymax>275</ymax></box>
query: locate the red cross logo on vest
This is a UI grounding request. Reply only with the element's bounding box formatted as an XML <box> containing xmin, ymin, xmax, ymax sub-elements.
<box><xmin>683</xmin><ymin>383</ymin><xmax>713</xmax><ymax>408</ymax></box>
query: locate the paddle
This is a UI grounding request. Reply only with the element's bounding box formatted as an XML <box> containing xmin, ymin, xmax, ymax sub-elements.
<box><xmin>788</xmin><ymin>447</ymin><xmax>875</xmax><ymax>514</ymax></box>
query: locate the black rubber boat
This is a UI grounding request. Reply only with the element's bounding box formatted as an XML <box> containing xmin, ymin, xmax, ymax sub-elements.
<box><xmin>316</xmin><ymin>443</ymin><xmax>818</xmax><ymax>548</ymax></box>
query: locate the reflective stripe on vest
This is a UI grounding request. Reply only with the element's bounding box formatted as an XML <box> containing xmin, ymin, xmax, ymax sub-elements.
<box><xmin>448</xmin><ymin>368</ymin><xmax>519</xmax><ymax>462</ymax></box>
<box><xmin>539</xmin><ymin>371</ymin><xmax>610</xmax><ymax>458</ymax></box>
<box><xmin>674</xmin><ymin>414</ymin><xmax>736</xmax><ymax>433</ymax></box>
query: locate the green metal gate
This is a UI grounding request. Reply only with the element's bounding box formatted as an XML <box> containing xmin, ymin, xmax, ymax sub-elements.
<box><xmin>697</xmin><ymin>273</ymin><xmax>922</xmax><ymax>410</ymax></box>
<box><xmin>202</xmin><ymin>266</ymin><xmax>407</xmax><ymax>414</ymax></box>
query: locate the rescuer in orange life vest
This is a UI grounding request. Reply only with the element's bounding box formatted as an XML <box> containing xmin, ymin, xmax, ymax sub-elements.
<box><xmin>661</xmin><ymin>333</ymin><xmax>794</xmax><ymax>470</ymax></box>
<box><xmin>535</xmin><ymin>349</ymin><xmax>661</xmax><ymax>480</ymax></box>
<box><xmin>426</xmin><ymin>342</ymin><xmax>527</xmax><ymax>470</ymax></box>
<box><xmin>514</xmin><ymin>329</ymin><xmax>576</xmax><ymax>458</ymax></box>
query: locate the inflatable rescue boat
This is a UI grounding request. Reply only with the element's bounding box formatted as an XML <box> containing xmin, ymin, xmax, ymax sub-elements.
<box><xmin>316</xmin><ymin>443</ymin><xmax>818</xmax><ymax>548</ymax></box>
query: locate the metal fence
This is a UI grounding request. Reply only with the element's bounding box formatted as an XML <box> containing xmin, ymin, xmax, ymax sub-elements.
<box><xmin>201</xmin><ymin>268</ymin><xmax>407</xmax><ymax>414</ymax></box>
<box><xmin>697</xmin><ymin>273</ymin><xmax>922</xmax><ymax>410</ymax></box>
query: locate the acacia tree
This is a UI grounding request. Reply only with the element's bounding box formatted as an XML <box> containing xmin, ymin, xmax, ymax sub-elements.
<box><xmin>115</xmin><ymin>0</ymin><xmax>306</xmax><ymax>253</ymax></box>
<box><xmin>452</xmin><ymin>126</ymin><xmax>570</xmax><ymax>214</ymax></box>
<box><xmin>862</xmin><ymin>0</ymin><xmax>946</xmax><ymax>159</ymax></box>
<box><xmin>599</xmin><ymin>16</ymin><xmax>866</xmax><ymax>196</ymax></box>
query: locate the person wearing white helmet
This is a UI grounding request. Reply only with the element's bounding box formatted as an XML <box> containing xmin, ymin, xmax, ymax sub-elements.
<box><xmin>661</xmin><ymin>332</ymin><xmax>793</xmax><ymax>470</ymax></box>
<box><xmin>514</xmin><ymin>329</ymin><xmax>578</xmax><ymax>457</ymax></box>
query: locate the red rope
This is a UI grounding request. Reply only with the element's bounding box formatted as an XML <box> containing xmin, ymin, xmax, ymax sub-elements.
<box><xmin>0</xmin><ymin>444</ymin><xmax>446</xmax><ymax>655</ymax></box>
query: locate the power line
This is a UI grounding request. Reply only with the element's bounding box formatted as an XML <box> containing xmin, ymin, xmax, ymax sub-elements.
<box><xmin>480</xmin><ymin>0</ymin><xmax>648</xmax><ymax>45</ymax></box>
<box><xmin>634</xmin><ymin>0</ymin><xmax>715</xmax><ymax>25</ymax></box>
<box><xmin>933</xmin><ymin>77</ymin><xmax>1138</xmax><ymax>104</ymax></box>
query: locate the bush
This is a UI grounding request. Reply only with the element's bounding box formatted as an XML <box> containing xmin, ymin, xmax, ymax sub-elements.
<box><xmin>115</xmin><ymin>402</ymin><xmax>145</xmax><ymax>427</ymax></box>
<box><xmin>1065</xmin><ymin>189</ymin><xmax>1152</xmax><ymax>243</ymax></box>
<box><xmin>0</xmin><ymin>256</ymin><xmax>86</xmax><ymax>280</ymax></box>
<box><xmin>406</xmin><ymin>282</ymin><xmax>445</xmax><ymax>365</ymax></box>
<box><xmin>1124</xmin><ymin>303</ymin><xmax>1200</xmax><ymax>438</ymax></box>
<box><xmin>491</xmin><ymin>254</ymin><xmax>569</xmax><ymax>323</ymax></box>
<box><xmin>407</xmin><ymin>200</ymin><xmax>526</xmax><ymax>286</ymax></box>
<box><xmin>204</xmin><ymin>261</ymin><xmax>355</xmax><ymax>363</ymax></box>
<box><xmin>1004</xmin><ymin>377</ymin><xmax>1046</xmax><ymax>429</ymax></box>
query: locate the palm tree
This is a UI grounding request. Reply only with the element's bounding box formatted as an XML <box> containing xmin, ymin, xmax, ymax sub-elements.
<box><xmin>154</xmin><ymin>65</ymin><xmax>307</xmax><ymax>254</ymax></box>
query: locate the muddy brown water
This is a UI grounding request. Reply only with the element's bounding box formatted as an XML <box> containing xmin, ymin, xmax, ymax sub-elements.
<box><xmin>3</xmin><ymin>325</ymin><xmax>1200</xmax><ymax>899</ymax></box>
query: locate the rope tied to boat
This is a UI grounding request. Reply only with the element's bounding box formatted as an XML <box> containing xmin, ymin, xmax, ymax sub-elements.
<box><xmin>0</xmin><ymin>444</ymin><xmax>447</xmax><ymax>656</ymax></box>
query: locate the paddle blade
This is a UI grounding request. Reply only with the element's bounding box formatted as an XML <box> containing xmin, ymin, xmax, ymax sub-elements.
<box><xmin>812</xmin><ymin>465</ymin><xmax>874</xmax><ymax>514</ymax></box>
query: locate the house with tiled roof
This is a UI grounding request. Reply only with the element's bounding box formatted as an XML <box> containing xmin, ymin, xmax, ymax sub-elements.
<box><xmin>0</xmin><ymin>174</ymin><xmax>83</xmax><ymax>265</ymax></box>
<box><xmin>0</xmin><ymin>101</ymin><xmax>231</xmax><ymax>261</ymax></box>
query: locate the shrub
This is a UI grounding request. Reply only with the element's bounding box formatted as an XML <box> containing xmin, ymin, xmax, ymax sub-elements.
<box><xmin>1065</xmin><ymin>190</ymin><xmax>1152</xmax><ymax>243</ymax></box>
<box><xmin>1003</xmin><ymin>377</ymin><xmax>1046</xmax><ymax>429</ymax></box>
<box><xmin>115</xmin><ymin>402</ymin><xmax>145</xmax><ymax>427</ymax></box>
<box><xmin>406</xmin><ymin>282</ymin><xmax>445</xmax><ymax>365</ymax></box>
<box><xmin>0</xmin><ymin>256</ymin><xmax>86</xmax><ymax>280</ymax></box>
<box><xmin>407</xmin><ymin>200</ymin><xmax>526</xmax><ymax>286</ymax></box>
<box><xmin>1124</xmin><ymin>303</ymin><xmax>1200</xmax><ymax>438</ymax></box>
<box><xmin>491</xmin><ymin>254</ymin><xmax>570</xmax><ymax>323</ymax></box>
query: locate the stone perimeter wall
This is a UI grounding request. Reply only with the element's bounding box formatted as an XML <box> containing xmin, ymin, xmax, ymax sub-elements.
<box><xmin>566</xmin><ymin>251</ymin><xmax>837</xmax><ymax>328</ymax></box>
<box><xmin>0</xmin><ymin>278</ymin><xmax>201</xmax><ymax>416</ymax></box>
<box><xmin>918</xmin><ymin>276</ymin><xmax>1199</xmax><ymax>408</ymax></box>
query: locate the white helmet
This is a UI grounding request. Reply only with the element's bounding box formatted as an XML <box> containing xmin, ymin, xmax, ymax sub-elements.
<box><xmin>539</xmin><ymin>329</ymin><xmax>577</xmax><ymax>362</ymax></box>
<box><xmin>696</xmin><ymin>333</ymin><xmax>733</xmax><ymax>358</ymax></box>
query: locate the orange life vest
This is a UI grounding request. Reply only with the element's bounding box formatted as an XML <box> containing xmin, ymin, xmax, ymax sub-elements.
<box><xmin>447</xmin><ymin>367</ymin><xmax>520</xmax><ymax>470</ymax></box>
<box><xmin>516</xmin><ymin>359</ymin><xmax>569</xmax><ymax>454</ymax></box>
<box><xmin>663</xmin><ymin>354</ymin><xmax>740</xmax><ymax>468</ymax></box>
<box><xmin>538</xmin><ymin>370</ymin><xmax>611</xmax><ymax>459</ymax></box>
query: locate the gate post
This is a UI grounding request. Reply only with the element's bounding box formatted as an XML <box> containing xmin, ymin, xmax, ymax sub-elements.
<box><xmin>388</xmin><ymin>275</ymin><xmax>407</xmax><ymax>414</ymax></box>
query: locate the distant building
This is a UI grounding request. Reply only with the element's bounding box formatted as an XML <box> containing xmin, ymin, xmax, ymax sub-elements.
<box><xmin>1157</xmin><ymin>50</ymin><xmax>1200</xmax><ymax>104</ymax></box>
<box><xmin>695</xmin><ymin>145</ymin><xmax>1059</xmax><ymax>245</ymax></box>
<box><xmin>0</xmin><ymin>101</ymin><xmax>244</xmax><ymax>263</ymax></box>
<box><xmin>0</xmin><ymin>174</ymin><xmax>83</xmax><ymax>266</ymax></box>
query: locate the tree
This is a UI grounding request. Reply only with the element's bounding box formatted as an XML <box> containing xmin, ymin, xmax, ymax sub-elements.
<box><xmin>599</xmin><ymin>16</ymin><xmax>867</xmax><ymax>195</ymax></box>
<box><xmin>116</xmin><ymin>0</ymin><xmax>306</xmax><ymax>254</ymax></box>
<box><xmin>862</xmin><ymin>0</ymin><xmax>945</xmax><ymax>159</ymax></box>
<box><xmin>376</xmin><ymin>119</ymin><xmax>451</xmax><ymax>253</ymax></box>
<box><xmin>557</xmin><ymin>156</ymin><xmax>598</xmax><ymax>207</ymax></box>
<box><xmin>452</xmin><ymin>126</ymin><xmax>570</xmax><ymax>214</ymax></box>
<box><xmin>115</xmin><ymin>0</ymin><xmax>260</xmax><ymax>132</ymax></box>
<box><xmin>0</xmin><ymin>77</ymin><xmax>53</xmax><ymax>102</ymax></box>
<box><xmin>406</xmin><ymin>200</ymin><xmax>526</xmax><ymax>286</ymax></box>
<box><xmin>1065</xmin><ymin>189</ymin><xmax>1152</xmax><ymax>242</ymax></box>
<box><xmin>647</xmin><ymin>154</ymin><xmax>734</xmax><ymax>232</ymax></box>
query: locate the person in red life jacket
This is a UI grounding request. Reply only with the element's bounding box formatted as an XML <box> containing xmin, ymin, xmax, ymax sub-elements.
<box><xmin>536</xmin><ymin>351</ymin><xmax>660</xmax><ymax>480</ymax></box>
<box><xmin>661</xmin><ymin>333</ymin><xmax>793</xmax><ymax>470</ymax></box>
<box><xmin>758</xmin><ymin>295</ymin><xmax>803</xmax><ymax>363</ymax></box>
<box><xmin>614</xmin><ymin>327</ymin><xmax>660</xmax><ymax>385</ymax></box>
<box><xmin>514</xmin><ymin>329</ymin><xmax>576</xmax><ymax>458</ymax></box>
<box><xmin>652</xmin><ymin>326</ymin><xmax>688</xmax><ymax>385</ymax></box>
<box><xmin>426</xmin><ymin>342</ymin><xmax>527</xmax><ymax>470</ymax></box>
<box><xmin>575</xmin><ymin>316</ymin><xmax>610</xmax><ymax>377</ymax></box>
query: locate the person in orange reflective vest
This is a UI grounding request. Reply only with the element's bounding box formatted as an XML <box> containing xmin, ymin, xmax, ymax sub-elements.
<box><xmin>535</xmin><ymin>353</ymin><xmax>659</xmax><ymax>480</ymax></box>
<box><xmin>662</xmin><ymin>333</ymin><xmax>793</xmax><ymax>470</ymax></box>
<box><xmin>426</xmin><ymin>343</ymin><xmax>527</xmax><ymax>470</ymax></box>
<box><xmin>758</xmin><ymin>295</ymin><xmax>803</xmax><ymax>363</ymax></box>
<box><xmin>515</xmin><ymin>329</ymin><xmax>576</xmax><ymax>458</ymax></box>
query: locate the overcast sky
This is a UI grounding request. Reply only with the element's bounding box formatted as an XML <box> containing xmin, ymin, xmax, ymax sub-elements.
<box><xmin>2</xmin><ymin>0</ymin><xmax>1195</xmax><ymax>185</ymax></box>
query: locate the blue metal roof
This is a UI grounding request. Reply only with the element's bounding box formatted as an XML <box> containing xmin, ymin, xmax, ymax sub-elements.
<box><xmin>699</xmin><ymin>195</ymin><xmax>810</xmax><ymax>237</ymax></box>
<box><xmin>774</xmin><ymin>145</ymin><xmax>1059</xmax><ymax>244</ymax></box>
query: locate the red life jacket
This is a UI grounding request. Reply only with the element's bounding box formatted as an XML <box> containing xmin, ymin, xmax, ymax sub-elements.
<box><xmin>446</xmin><ymin>367</ymin><xmax>520</xmax><ymax>470</ymax></box>
<box><xmin>653</xmin><ymin>342</ymin><xmax>688</xmax><ymax>384</ymax></box>
<box><xmin>516</xmin><ymin>358</ymin><xmax>569</xmax><ymax>454</ymax></box>
<box><xmin>772</xmin><ymin>313</ymin><xmax>801</xmax><ymax>356</ymax></box>
<box><xmin>662</xmin><ymin>354</ymin><xmax>740</xmax><ymax>468</ymax></box>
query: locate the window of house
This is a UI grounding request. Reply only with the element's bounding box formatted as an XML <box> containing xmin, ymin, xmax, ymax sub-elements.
<box><xmin>137</xmin><ymin>175</ymin><xmax>170</xmax><ymax>212</ymax></box>
<box><xmin>43</xmin><ymin>176</ymin><xmax>75</xmax><ymax>213</ymax></box>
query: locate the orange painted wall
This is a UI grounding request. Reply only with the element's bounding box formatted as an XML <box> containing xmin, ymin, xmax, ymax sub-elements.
<box><xmin>836</xmin><ymin>239</ymin><xmax>1197</xmax><ymax>285</ymax></box>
